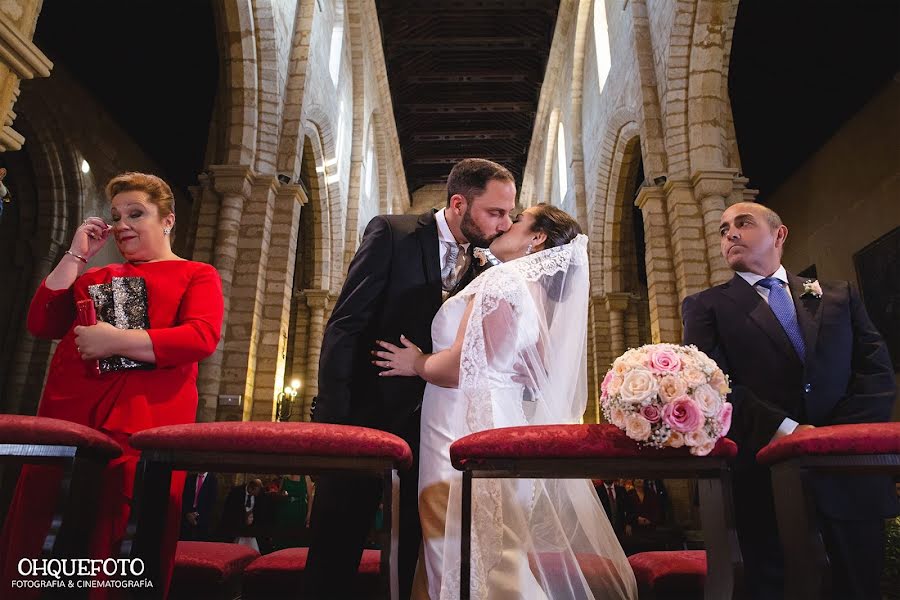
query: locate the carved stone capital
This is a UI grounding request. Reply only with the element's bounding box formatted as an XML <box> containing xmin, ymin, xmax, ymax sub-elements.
<box><xmin>303</xmin><ymin>289</ymin><xmax>331</xmax><ymax>310</ymax></box>
<box><xmin>209</xmin><ymin>164</ymin><xmax>254</xmax><ymax>197</ymax></box>
<box><xmin>604</xmin><ymin>292</ymin><xmax>632</xmax><ymax>313</ymax></box>
<box><xmin>691</xmin><ymin>168</ymin><xmax>739</xmax><ymax>200</ymax></box>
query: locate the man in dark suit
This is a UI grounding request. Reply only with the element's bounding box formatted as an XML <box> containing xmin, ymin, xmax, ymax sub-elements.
<box><xmin>595</xmin><ymin>479</ymin><xmax>628</xmax><ymax>538</ymax></box>
<box><xmin>682</xmin><ymin>201</ymin><xmax>897</xmax><ymax>599</ymax></box>
<box><xmin>220</xmin><ymin>479</ymin><xmax>263</xmax><ymax>549</ymax></box>
<box><xmin>305</xmin><ymin>159</ymin><xmax>516</xmax><ymax>599</ymax></box>
<box><xmin>180</xmin><ymin>471</ymin><xmax>218</xmax><ymax>541</ymax></box>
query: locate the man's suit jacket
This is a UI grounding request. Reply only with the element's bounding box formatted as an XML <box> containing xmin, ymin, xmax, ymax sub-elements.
<box><xmin>596</xmin><ymin>483</ymin><xmax>628</xmax><ymax>536</ymax></box>
<box><xmin>682</xmin><ymin>272</ymin><xmax>897</xmax><ymax>519</ymax></box>
<box><xmin>315</xmin><ymin>210</ymin><xmax>476</xmax><ymax>435</ymax></box>
<box><xmin>220</xmin><ymin>485</ymin><xmax>258</xmax><ymax>539</ymax></box>
<box><xmin>180</xmin><ymin>472</ymin><xmax>218</xmax><ymax>540</ymax></box>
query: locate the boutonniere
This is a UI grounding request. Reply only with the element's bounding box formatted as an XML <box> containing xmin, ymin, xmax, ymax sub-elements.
<box><xmin>473</xmin><ymin>247</ymin><xmax>501</xmax><ymax>268</ymax></box>
<box><xmin>801</xmin><ymin>279</ymin><xmax>823</xmax><ymax>299</ymax></box>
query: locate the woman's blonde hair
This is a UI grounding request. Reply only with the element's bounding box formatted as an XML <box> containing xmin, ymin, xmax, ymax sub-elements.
<box><xmin>105</xmin><ymin>172</ymin><xmax>175</xmax><ymax>218</ymax></box>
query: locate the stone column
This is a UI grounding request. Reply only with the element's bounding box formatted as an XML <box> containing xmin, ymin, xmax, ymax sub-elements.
<box><xmin>197</xmin><ymin>165</ymin><xmax>252</xmax><ymax>422</ymax></box>
<box><xmin>228</xmin><ymin>175</ymin><xmax>278</xmax><ymax>421</ymax></box>
<box><xmin>190</xmin><ymin>172</ymin><xmax>220</xmax><ymax>265</ymax></box>
<box><xmin>663</xmin><ymin>178</ymin><xmax>710</xmax><ymax>302</ymax></box>
<box><xmin>605</xmin><ymin>292</ymin><xmax>631</xmax><ymax>359</ymax></box>
<box><xmin>635</xmin><ymin>185</ymin><xmax>681</xmax><ymax>342</ymax></box>
<box><xmin>692</xmin><ymin>169</ymin><xmax>738</xmax><ymax>286</ymax></box>
<box><xmin>253</xmin><ymin>184</ymin><xmax>307</xmax><ymax>422</ymax></box>
<box><xmin>302</xmin><ymin>289</ymin><xmax>331</xmax><ymax>421</ymax></box>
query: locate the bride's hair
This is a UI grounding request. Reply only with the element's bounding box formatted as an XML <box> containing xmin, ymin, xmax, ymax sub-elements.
<box><xmin>529</xmin><ymin>203</ymin><xmax>581</xmax><ymax>248</ymax></box>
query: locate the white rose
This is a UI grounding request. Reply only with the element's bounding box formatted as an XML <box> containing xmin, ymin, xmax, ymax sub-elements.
<box><xmin>684</xmin><ymin>429</ymin><xmax>710</xmax><ymax>447</ymax></box>
<box><xmin>609</xmin><ymin>406</ymin><xmax>627</xmax><ymax>428</ymax></box>
<box><xmin>693</xmin><ymin>384</ymin><xmax>723</xmax><ymax>417</ymax></box>
<box><xmin>619</xmin><ymin>368</ymin><xmax>659</xmax><ymax>406</ymax></box>
<box><xmin>682</xmin><ymin>367</ymin><xmax>706</xmax><ymax>388</ymax></box>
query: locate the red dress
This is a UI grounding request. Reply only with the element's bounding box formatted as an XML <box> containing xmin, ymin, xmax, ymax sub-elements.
<box><xmin>0</xmin><ymin>260</ymin><xmax>223</xmax><ymax>598</ymax></box>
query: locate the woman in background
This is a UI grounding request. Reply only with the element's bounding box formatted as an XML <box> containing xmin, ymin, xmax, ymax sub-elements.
<box><xmin>0</xmin><ymin>172</ymin><xmax>223</xmax><ymax>597</ymax></box>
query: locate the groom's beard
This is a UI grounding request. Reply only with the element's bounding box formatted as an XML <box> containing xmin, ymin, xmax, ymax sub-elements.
<box><xmin>460</xmin><ymin>208</ymin><xmax>498</xmax><ymax>248</ymax></box>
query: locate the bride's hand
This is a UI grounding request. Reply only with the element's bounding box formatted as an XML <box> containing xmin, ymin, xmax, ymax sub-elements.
<box><xmin>372</xmin><ymin>335</ymin><xmax>422</xmax><ymax>377</ymax></box>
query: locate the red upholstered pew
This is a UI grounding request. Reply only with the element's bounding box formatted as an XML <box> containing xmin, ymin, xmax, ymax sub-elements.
<box><xmin>450</xmin><ymin>424</ymin><xmax>741</xmax><ymax>600</ymax></box>
<box><xmin>122</xmin><ymin>421</ymin><xmax>412</xmax><ymax>599</ymax></box>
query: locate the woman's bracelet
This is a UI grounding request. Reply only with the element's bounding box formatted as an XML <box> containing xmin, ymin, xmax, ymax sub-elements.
<box><xmin>64</xmin><ymin>250</ymin><xmax>88</xmax><ymax>263</ymax></box>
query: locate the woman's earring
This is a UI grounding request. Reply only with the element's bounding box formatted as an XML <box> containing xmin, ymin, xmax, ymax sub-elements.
<box><xmin>163</xmin><ymin>227</ymin><xmax>171</xmax><ymax>236</ymax></box>
<box><xmin>525</xmin><ymin>243</ymin><xmax>533</xmax><ymax>255</ymax></box>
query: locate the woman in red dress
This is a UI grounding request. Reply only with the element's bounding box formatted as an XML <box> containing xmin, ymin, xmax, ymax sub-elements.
<box><xmin>0</xmin><ymin>172</ymin><xmax>223</xmax><ymax>597</ymax></box>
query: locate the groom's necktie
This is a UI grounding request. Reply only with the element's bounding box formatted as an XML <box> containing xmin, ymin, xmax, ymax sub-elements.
<box><xmin>441</xmin><ymin>241</ymin><xmax>468</xmax><ymax>292</ymax></box>
<box><xmin>756</xmin><ymin>277</ymin><xmax>806</xmax><ymax>361</ymax></box>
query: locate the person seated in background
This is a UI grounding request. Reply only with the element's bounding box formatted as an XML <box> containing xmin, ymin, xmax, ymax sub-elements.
<box><xmin>181</xmin><ymin>471</ymin><xmax>218</xmax><ymax>541</ymax></box>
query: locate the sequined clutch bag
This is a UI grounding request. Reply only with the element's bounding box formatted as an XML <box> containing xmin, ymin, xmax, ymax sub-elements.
<box><xmin>86</xmin><ymin>276</ymin><xmax>152</xmax><ymax>373</ymax></box>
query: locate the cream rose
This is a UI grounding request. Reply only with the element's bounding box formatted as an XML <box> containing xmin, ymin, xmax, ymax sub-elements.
<box><xmin>709</xmin><ymin>369</ymin><xmax>731</xmax><ymax>396</ymax></box>
<box><xmin>658</xmin><ymin>375</ymin><xmax>688</xmax><ymax>403</ymax></box>
<box><xmin>609</xmin><ymin>406</ymin><xmax>627</xmax><ymax>428</ymax></box>
<box><xmin>624</xmin><ymin>414</ymin><xmax>652</xmax><ymax>441</ymax></box>
<box><xmin>607</xmin><ymin>374</ymin><xmax>624</xmax><ymax>396</ymax></box>
<box><xmin>693</xmin><ymin>384</ymin><xmax>723</xmax><ymax>417</ymax></box>
<box><xmin>682</xmin><ymin>367</ymin><xmax>706</xmax><ymax>388</ymax></box>
<box><xmin>619</xmin><ymin>368</ymin><xmax>659</xmax><ymax>405</ymax></box>
<box><xmin>667</xmin><ymin>430</ymin><xmax>685</xmax><ymax>448</ymax></box>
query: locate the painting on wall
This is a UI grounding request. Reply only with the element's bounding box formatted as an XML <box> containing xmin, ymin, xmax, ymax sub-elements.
<box><xmin>854</xmin><ymin>227</ymin><xmax>900</xmax><ymax>372</ymax></box>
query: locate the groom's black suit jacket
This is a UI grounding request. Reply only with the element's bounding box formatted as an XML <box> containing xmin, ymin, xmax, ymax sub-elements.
<box><xmin>315</xmin><ymin>209</ymin><xmax>475</xmax><ymax>433</ymax></box>
<box><xmin>682</xmin><ymin>272</ymin><xmax>897</xmax><ymax>519</ymax></box>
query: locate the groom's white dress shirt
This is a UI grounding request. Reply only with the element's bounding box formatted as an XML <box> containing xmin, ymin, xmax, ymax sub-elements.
<box><xmin>435</xmin><ymin>208</ymin><xmax>469</xmax><ymax>270</ymax></box>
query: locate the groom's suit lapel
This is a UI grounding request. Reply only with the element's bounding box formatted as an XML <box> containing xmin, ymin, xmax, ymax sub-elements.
<box><xmin>416</xmin><ymin>209</ymin><xmax>443</xmax><ymax>310</ymax></box>
<box><xmin>721</xmin><ymin>273</ymin><xmax>801</xmax><ymax>366</ymax></box>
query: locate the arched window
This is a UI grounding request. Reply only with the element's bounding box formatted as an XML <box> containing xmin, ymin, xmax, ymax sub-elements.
<box><xmin>593</xmin><ymin>0</ymin><xmax>611</xmax><ymax>92</ymax></box>
<box><xmin>556</xmin><ymin>122</ymin><xmax>569</xmax><ymax>203</ymax></box>
<box><xmin>328</xmin><ymin>17</ymin><xmax>344</xmax><ymax>86</ymax></box>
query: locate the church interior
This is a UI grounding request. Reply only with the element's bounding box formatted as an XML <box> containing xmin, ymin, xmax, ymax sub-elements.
<box><xmin>0</xmin><ymin>0</ymin><xmax>897</xmax><ymax>597</ymax></box>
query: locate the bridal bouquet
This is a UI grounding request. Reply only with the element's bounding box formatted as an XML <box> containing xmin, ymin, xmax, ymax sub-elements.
<box><xmin>600</xmin><ymin>343</ymin><xmax>732</xmax><ymax>456</ymax></box>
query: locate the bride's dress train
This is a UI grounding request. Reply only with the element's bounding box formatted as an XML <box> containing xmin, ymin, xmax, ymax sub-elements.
<box><xmin>417</xmin><ymin>235</ymin><xmax>637</xmax><ymax>600</ymax></box>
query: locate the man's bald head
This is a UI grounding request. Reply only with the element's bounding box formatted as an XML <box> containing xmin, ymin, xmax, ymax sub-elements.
<box><xmin>719</xmin><ymin>201</ymin><xmax>788</xmax><ymax>276</ymax></box>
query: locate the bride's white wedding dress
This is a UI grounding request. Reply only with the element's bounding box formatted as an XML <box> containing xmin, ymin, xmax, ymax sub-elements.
<box><xmin>417</xmin><ymin>235</ymin><xmax>637</xmax><ymax>600</ymax></box>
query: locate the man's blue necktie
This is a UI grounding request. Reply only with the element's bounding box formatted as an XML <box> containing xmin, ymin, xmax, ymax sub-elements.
<box><xmin>756</xmin><ymin>277</ymin><xmax>806</xmax><ymax>361</ymax></box>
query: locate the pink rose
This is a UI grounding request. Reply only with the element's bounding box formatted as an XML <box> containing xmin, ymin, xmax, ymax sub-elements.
<box><xmin>607</xmin><ymin>374</ymin><xmax>624</xmax><ymax>396</ymax></box>
<box><xmin>601</xmin><ymin>370</ymin><xmax>615</xmax><ymax>394</ymax></box>
<box><xmin>717</xmin><ymin>402</ymin><xmax>733</xmax><ymax>437</ymax></box>
<box><xmin>693</xmin><ymin>384</ymin><xmax>723</xmax><ymax>417</ymax></box>
<box><xmin>624</xmin><ymin>414</ymin><xmax>652</xmax><ymax>441</ymax></box>
<box><xmin>648</xmin><ymin>348</ymin><xmax>682</xmax><ymax>374</ymax></box>
<box><xmin>640</xmin><ymin>404</ymin><xmax>662</xmax><ymax>423</ymax></box>
<box><xmin>658</xmin><ymin>375</ymin><xmax>687</xmax><ymax>403</ymax></box>
<box><xmin>662</xmin><ymin>397</ymin><xmax>704</xmax><ymax>433</ymax></box>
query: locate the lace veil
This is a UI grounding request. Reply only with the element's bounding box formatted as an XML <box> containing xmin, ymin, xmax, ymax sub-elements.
<box><xmin>439</xmin><ymin>234</ymin><xmax>637</xmax><ymax>599</ymax></box>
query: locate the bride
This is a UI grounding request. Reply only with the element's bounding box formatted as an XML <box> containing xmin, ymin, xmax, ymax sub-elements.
<box><xmin>375</xmin><ymin>203</ymin><xmax>637</xmax><ymax>600</ymax></box>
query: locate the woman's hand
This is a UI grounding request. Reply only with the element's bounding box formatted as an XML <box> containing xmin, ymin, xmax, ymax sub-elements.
<box><xmin>373</xmin><ymin>335</ymin><xmax>423</xmax><ymax>377</ymax></box>
<box><xmin>73</xmin><ymin>322</ymin><xmax>121</xmax><ymax>360</ymax></box>
<box><xmin>69</xmin><ymin>216</ymin><xmax>111</xmax><ymax>261</ymax></box>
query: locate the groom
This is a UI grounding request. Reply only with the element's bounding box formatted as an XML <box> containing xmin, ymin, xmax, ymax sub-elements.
<box><xmin>305</xmin><ymin>158</ymin><xmax>516</xmax><ymax>599</ymax></box>
<box><xmin>682</xmin><ymin>201</ymin><xmax>896</xmax><ymax>599</ymax></box>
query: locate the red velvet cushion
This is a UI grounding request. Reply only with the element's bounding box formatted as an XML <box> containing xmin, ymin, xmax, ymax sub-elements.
<box><xmin>0</xmin><ymin>415</ymin><xmax>122</xmax><ymax>458</ymax></box>
<box><xmin>628</xmin><ymin>550</ymin><xmax>706</xmax><ymax>593</ymax></box>
<box><xmin>171</xmin><ymin>541</ymin><xmax>259</xmax><ymax>586</ymax></box>
<box><xmin>757</xmin><ymin>422</ymin><xmax>900</xmax><ymax>465</ymax></box>
<box><xmin>130</xmin><ymin>422</ymin><xmax>413</xmax><ymax>469</ymax></box>
<box><xmin>528</xmin><ymin>552</ymin><xmax>623</xmax><ymax>591</ymax></box>
<box><xmin>242</xmin><ymin>548</ymin><xmax>381</xmax><ymax>599</ymax></box>
<box><xmin>450</xmin><ymin>424</ymin><xmax>737</xmax><ymax>469</ymax></box>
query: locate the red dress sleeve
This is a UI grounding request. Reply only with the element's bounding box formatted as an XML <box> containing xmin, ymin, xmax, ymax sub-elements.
<box><xmin>26</xmin><ymin>280</ymin><xmax>75</xmax><ymax>339</ymax></box>
<box><xmin>147</xmin><ymin>264</ymin><xmax>224</xmax><ymax>368</ymax></box>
